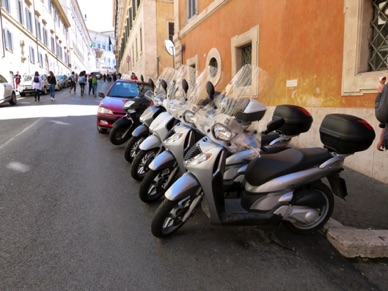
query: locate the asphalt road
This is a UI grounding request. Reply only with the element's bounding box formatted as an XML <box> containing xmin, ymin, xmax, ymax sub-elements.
<box><xmin>0</xmin><ymin>82</ymin><xmax>387</xmax><ymax>290</ymax></box>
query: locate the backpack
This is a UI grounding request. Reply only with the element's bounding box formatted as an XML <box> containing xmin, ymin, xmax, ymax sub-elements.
<box><xmin>375</xmin><ymin>84</ymin><xmax>388</xmax><ymax>123</ymax></box>
<box><xmin>78</xmin><ymin>75</ymin><xmax>86</xmax><ymax>84</ymax></box>
<box><xmin>33</xmin><ymin>76</ymin><xmax>40</xmax><ymax>83</ymax></box>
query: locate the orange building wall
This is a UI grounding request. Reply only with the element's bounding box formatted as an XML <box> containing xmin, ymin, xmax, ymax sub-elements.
<box><xmin>178</xmin><ymin>0</ymin><xmax>375</xmax><ymax>108</ymax></box>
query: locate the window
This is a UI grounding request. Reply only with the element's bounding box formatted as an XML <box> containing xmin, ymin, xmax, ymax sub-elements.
<box><xmin>25</xmin><ymin>8</ymin><xmax>33</xmax><ymax>33</ymax></box>
<box><xmin>50</xmin><ymin>36</ymin><xmax>55</xmax><ymax>52</ymax></box>
<box><xmin>342</xmin><ymin>0</ymin><xmax>388</xmax><ymax>95</ymax></box>
<box><xmin>369</xmin><ymin>1</ymin><xmax>388</xmax><ymax>71</ymax></box>
<box><xmin>35</xmin><ymin>19</ymin><xmax>42</xmax><ymax>41</ymax></box>
<box><xmin>168</xmin><ymin>22</ymin><xmax>174</xmax><ymax>41</ymax></box>
<box><xmin>29</xmin><ymin>46</ymin><xmax>35</xmax><ymax>63</ymax></box>
<box><xmin>241</xmin><ymin>44</ymin><xmax>252</xmax><ymax>66</ymax></box>
<box><xmin>2</xmin><ymin>0</ymin><xmax>10</xmax><ymax>12</ymax></box>
<box><xmin>231</xmin><ymin>26</ymin><xmax>258</xmax><ymax>75</ymax></box>
<box><xmin>43</xmin><ymin>28</ymin><xmax>48</xmax><ymax>46</ymax></box>
<box><xmin>38</xmin><ymin>53</ymin><xmax>43</xmax><ymax>67</ymax></box>
<box><xmin>4</xmin><ymin>29</ymin><xmax>13</xmax><ymax>52</ymax></box>
<box><xmin>187</xmin><ymin>0</ymin><xmax>197</xmax><ymax>19</ymax></box>
<box><xmin>102</xmin><ymin>44</ymin><xmax>106</xmax><ymax>50</ymax></box>
<box><xmin>17</xmin><ymin>0</ymin><xmax>24</xmax><ymax>25</ymax></box>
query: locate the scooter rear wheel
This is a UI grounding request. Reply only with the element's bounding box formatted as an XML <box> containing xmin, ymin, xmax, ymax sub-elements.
<box><xmin>124</xmin><ymin>136</ymin><xmax>145</xmax><ymax>163</ymax></box>
<box><xmin>284</xmin><ymin>182</ymin><xmax>334</xmax><ymax>234</ymax></box>
<box><xmin>151</xmin><ymin>197</ymin><xmax>193</xmax><ymax>238</ymax></box>
<box><xmin>139</xmin><ymin>167</ymin><xmax>177</xmax><ymax>203</ymax></box>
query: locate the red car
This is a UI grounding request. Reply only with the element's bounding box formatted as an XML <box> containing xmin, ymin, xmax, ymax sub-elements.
<box><xmin>97</xmin><ymin>79</ymin><xmax>151</xmax><ymax>133</ymax></box>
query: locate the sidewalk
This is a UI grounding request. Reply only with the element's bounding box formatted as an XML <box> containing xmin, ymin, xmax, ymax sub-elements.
<box><xmin>322</xmin><ymin>167</ymin><xmax>388</xmax><ymax>258</ymax></box>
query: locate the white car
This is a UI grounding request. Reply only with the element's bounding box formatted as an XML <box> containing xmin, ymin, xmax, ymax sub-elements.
<box><xmin>19</xmin><ymin>74</ymin><xmax>49</xmax><ymax>97</ymax></box>
<box><xmin>0</xmin><ymin>74</ymin><xmax>17</xmax><ymax>106</ymax></box>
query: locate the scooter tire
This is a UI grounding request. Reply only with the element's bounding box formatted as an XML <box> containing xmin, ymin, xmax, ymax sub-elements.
<box><xmin>283</xmin><ymin>182</ymin><xmax>334</xmax><ymax>234</ymax></box>
<box><xmin>151</xmin><ymin>197</ymin><xmax>193</xmax><ymax>238</ymax></box>
<box><xmin>131</xmin><ymin>148</ymin><xmax>158</xmax><ymax>181</ymax></box>
<box><xmin>139</xmin><ymin>167</ymin><xmax>176</xmax><ymax>203</ymax></box>
<box><xmin>109</xmin><ymin>118</ymin><xmax>133</xmax><ymax>145</ymax></box>
<box><xmin>124</xmin><ymin>136</ymin><xmax>145</xmax><ymax>163</ymax></box>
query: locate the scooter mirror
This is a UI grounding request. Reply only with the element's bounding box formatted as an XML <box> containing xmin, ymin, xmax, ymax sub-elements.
<box><xmin>141</xmin><ymin>74</ymin><xmax>144</xmax><ymax>82</ymax></box>
<box><xmin>160</xmin><ymin>80</ymin><xmax>168</xmax><ymax>92</ymax></box>
<box><xmin>263</xmin><ymin>117</ymin><xmax>285</xmax><ymax>134</ymax></box>
<box><xmin>206</xmin><ymin>81</ymin><xmax>215</xmax><ymax>100</ymax></box>
<box><xmin>98</xmin><ymin>92</ymin><xmax>105</xmax><ymax>98</ymax></box>
<box><xmin>182</xmin><ymin>79</ymin><xmax>189</xmax><ymax>94</ymax></box>
<box><xmin>148</xmin><ymin>78</ymin><xmax>155</xmax><ymax>90</ymax></box>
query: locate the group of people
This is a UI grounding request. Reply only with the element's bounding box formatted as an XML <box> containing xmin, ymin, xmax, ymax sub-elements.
<box><xmin>69</xmin><ymin>71</ymin><xmax>98</xmax><ymax>97</ymax></box>
<box><xmin>28</xmin><ymin>71</ymin><xmax>57</xmax><ymax>101</ymax></box>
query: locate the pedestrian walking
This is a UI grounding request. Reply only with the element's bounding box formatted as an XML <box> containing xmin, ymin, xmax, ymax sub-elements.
<box><xmin>69</xmin><ymin>71</ymin><xmax>78</xmax><ymax>94</ymax></box>
<box><xmin>78</xmin><ymin>71</ymin><xmax>87</xmax><ymax>96</ymax></box>
<box><xmin>376</xmin><ymin>76</ymin><xmax>388</xmax><ymax>151</ymax></box>
<box><xmin>14</xmin><ymin>71</ymin><xmax>21</xmax><ymax>91</ymax></box>
<box><xmin>48</xmin><ymin>71</ymin><xmax>57</xmax><ymax>100</ymax></box>
<box><xmin>31</xmin><ymin>71</ymin><xmax>42</xmax><ymax>102</ymax></box>
<box><xmin>91</xmin><ymin>74</ymin><xmax>98</xmax><ymax>97</ymax></box>
<box><xmin>88</xmin><ymin>73</ymin><xmax>93</xmax><ymax>95</ymax></box>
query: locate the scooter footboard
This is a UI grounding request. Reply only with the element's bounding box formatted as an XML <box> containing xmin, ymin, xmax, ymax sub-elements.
<box><xmin>165</xmin><ymin>172</ymin><xmax>201</xmax><ymax>201</ymax></box>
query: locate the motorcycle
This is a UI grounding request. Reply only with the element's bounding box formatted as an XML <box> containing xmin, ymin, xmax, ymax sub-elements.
<box><xmin>138</xmin><ymin>66</ymin><xmax>221</xmax><ymax>203</ymax></box>
<box><xmin>124</xmin><ymin>67</ymin><xmax>175</xmax><ymax>163</ymax></box>
<box><xmin>108</xmin><ymin>78</ymin><xmax>155</xmax><ymax>145</ymax></box>
<box><xmin>150</xmin><ymin>65</ymin><xmax>376</xmax><ymax>238</ymax></box>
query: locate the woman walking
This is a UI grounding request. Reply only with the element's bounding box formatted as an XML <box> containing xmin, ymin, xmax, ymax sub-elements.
<box><xmin>31</xmin><ymin>71</ymin><xmax>42</xmax><ymax>102</ymax></box>
<box><xmin>91</xmin><ymin>74</ymin><xmax>98</xmax><ymax>97</ymax></box>
<box><xmin>48</xmin><ymin>71</ymin><xmax>57</xmax><ymax>100</ymax></box>
<box><xmin>78</xmin><ymin>71</ymin><xmax>86</xmax><ymax>96</ymax></box>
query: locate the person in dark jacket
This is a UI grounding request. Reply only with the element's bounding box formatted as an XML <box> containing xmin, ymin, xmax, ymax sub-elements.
<box><xmin>48</xmin><ymin>71</ymin><xmax>57</xmax><ymax>101</ymax></box>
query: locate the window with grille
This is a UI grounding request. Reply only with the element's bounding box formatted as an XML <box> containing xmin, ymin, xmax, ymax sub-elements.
<box><xmin>369</xmin><ymin>1</ymin><xmax>388</xmax><ymax>71</ymax></box>
<box><xmin>187</xmin><ymin>0</ymin><xmax>197</xmax><ymax>20</ymax></box>
<box><xmin>241</xmin><ymin>44</ymin><xmax>252</xmax><ymax>66</ymax></box>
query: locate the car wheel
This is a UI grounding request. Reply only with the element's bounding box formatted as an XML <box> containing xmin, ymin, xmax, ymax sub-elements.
<box><xmin>9</xmin><ymin>92</ymin><xmax>17</xmax><ymax>105</ymax></box>
<box><xmin>97</xmin><ymin>125</ymin><xmax>108</xmax><ymax>134</ymax></box>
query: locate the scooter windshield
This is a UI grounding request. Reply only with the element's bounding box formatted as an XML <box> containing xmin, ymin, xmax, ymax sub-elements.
<box><xmin>194</xmin><ymin>65</ymin><xmax>270</xmax><ymax>154</ymax></box>
<box><xmin>164</xmin><ymin>65</ymin><xmax>196</xmax><ymax>118</ymax></box>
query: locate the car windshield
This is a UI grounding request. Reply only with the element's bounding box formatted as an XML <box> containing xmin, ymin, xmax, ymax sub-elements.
<box><xmin>108</xmin><ymin>81</ymin><xmax>140</xmax><ymax>97</ymax></box>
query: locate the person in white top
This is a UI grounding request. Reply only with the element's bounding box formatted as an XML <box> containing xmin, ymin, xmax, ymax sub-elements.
<box><xmin>31</xmin><ymin>71</ymin><xmax>43</xmax><ymax>102</ymax></box>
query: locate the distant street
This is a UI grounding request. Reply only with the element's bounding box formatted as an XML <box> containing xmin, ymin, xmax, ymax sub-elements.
<box><xmin>0</xmin><ymin>80</ymin><xmax>387</xmax><ymax>290</ymax></box>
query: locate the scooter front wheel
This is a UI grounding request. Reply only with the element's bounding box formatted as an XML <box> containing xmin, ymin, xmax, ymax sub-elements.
<box><xmin>109</xmin><ymin>118</ymin><xmax>133</xmax><ymax>145</ymax></box>
<box><xmin>131</xmin><ymin>148</ymin><xmax>158</xmax><ymax>181</ymax></box>
<box><xmin>139</xmin><ymin>167</ymin><xmax>178</xmax><ymax>203</ymax></box>
<box><xmin>124</xmin><ymin>136</ymin><xmax>145</xmax><ymax>163</ymax></box>
<box><xmin>284</xmin><ymin>182</ymin><xmax>334</xmax><ymax>234</ymax></box>
<box><xmin>151</xmin><ymin>197</ymin><xmax>193</xmax><ymax>238</ymax></box>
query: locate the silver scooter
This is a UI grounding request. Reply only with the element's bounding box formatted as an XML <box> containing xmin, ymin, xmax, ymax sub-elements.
<box><xmin>124</xmin><ymin>67</ymin><xmax>175</xmax><ymax>163</ymax></box>
<box><xmin>150</xmin><ymin>65</ymin><xmax>376</xmax><ymax>238</ymax></box>
<box><xmin>139</xmin><ymin>66</ymin><xmax>220</xmax><ymax>202</ymax></box>
<box><xmin>130</xmin><ymin>65</ymin><xmax>194</xmax><ymax>181</ymax></box>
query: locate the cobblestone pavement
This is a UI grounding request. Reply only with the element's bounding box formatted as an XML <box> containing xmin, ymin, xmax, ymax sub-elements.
<box><xmin>331</xmin><ymin>167</ymin><xmax>388</xmax><ymax>230</ymax></box>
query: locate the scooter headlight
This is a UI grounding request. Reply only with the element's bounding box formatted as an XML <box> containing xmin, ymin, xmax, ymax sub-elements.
<box><xmin>212</xmin><ymin>123</ymin><xmax>234</xmax><ymax>141</ymax></box>
<box><xmin>187</xmin><ymin>153</ymin><xmax>212</xmax><ymax>165</ymax></box>
<box><xmin>165</xmin><ymin>132</ymin><xmax>183</xmax><ymax>143</ymax></box>
<box><xmin>183</xmin><ymin>110</ymin><xmax>195</xmax><ymax>124</ymax></box>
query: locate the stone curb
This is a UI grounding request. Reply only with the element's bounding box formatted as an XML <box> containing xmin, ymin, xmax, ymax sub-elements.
<box><xmin>322</xmin><ymin>218</ymin><xmax>388</xmax><ymax>258</ymax></box>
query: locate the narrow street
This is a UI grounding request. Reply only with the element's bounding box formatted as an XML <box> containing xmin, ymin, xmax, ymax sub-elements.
<box><xmin>0</xmin><ymin>81</ymin><xmax>387</xmax><ymax>290</ymax></box>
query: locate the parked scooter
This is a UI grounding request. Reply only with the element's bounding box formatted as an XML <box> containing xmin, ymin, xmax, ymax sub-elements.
<box><xmin>151</xmin><ymin>65</ymin><xmax>376</xmax><ymax>238</ymax></box>
<box><xmin>124</xmin><ymin>68</ymin><xmax>175</xmax><ymax>162</ymax></box>
<box><xmin>108</xmin><ymin>78</ymin><xmax>155</xmax><ymax>145</ymax></box>
<box><xmin>130</xmin><ymin>65</ymin><xmax>195</xmax><ymax>181</ymax></box>
<box><xmin>138</xmin><ymin>66</ymin><xmax>220</xmax><ymax>202</ymax></box>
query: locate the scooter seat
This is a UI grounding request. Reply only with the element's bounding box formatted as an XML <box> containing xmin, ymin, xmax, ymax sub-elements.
<box><xmin>245</xmin><ymin>147</ymin><xmax>332</xmax><ymax>186</ymax></box>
